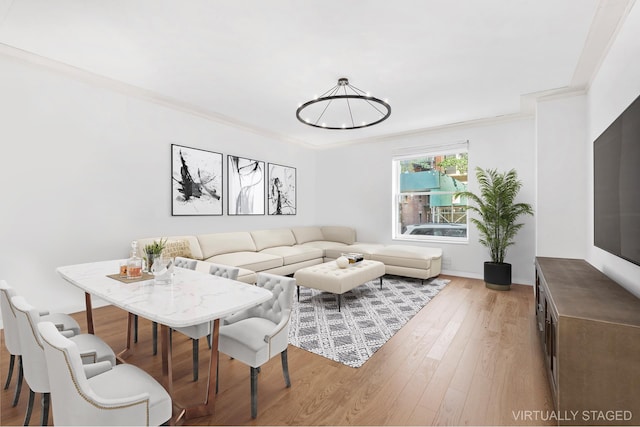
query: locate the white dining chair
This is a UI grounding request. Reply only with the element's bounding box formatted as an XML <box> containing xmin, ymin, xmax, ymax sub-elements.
<box><xmin>12</xmin><ymin>295</ymin><xmax>117</xmax><ymax>426</ymax></box>
<box><xmin>218</xmin><ymin>272</ymin><xmax>295</xmax><ymax>418</ymax></box>
<box><xmin>174</xmin><ymin>256</ymin><xmax>197</xmax><ymax>269</ymax></box>
<box><xmin>0</xmin><ymin>280</ymin><xmax>81</xmax><ymax>408</ymax></box>
<box><xmin>207</xmin><ymin>262</ymin><xmax>241</xmax><ymax>279</ymax></box>
<box><xmin>173</xmin><ymin>262</ymin><xmax>240</xmax><ymax>381</ymax></box>
<box><xmin>38</xmin><ymin>321</ymin><xmax>173</xmax><ymax>426</ymax></box>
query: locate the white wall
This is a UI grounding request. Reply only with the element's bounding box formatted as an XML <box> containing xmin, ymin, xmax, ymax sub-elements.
<box><xmin>535</xmin><ymin>94</ymin><xmax>588</xmax><ymax>259</ymax></box>
<box><xmin>586</xmin><ymin>1</ymin><xmax>640</xmax><ymax>297</ymax></box>
<box><xmin>315</xmin><ymin>117</ymin><xmax>537</xmax><ymax>285</ymax></box>
<box><xmin>0</xmin><ymin>53</ymin><xmax>317</xmax><ymax>317</ymax></box>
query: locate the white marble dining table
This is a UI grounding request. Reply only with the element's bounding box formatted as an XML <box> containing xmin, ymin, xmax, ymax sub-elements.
<box><xmin>57</xmin><ymin>259</ymin><xmax>272</xmax><ymax>423</ymax></box>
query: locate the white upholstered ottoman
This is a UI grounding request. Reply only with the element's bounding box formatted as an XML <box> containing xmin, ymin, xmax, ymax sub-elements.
<box><xmin>293</xmin><ymin>259</ymin><xmax>386</xmax><ymax>311</ymax></box>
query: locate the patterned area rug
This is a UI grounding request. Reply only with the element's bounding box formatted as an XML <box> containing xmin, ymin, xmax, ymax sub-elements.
<box><xmin>288</xmin><ymin>275</ymin><xmax>449</xmax><ymax>368</ymax></box>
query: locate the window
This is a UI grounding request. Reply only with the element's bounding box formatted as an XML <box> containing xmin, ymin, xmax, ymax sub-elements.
<box><xmin>392</xmin><ymin>146</ymin><xmax>468</xmax><ymax>242</ymax></box>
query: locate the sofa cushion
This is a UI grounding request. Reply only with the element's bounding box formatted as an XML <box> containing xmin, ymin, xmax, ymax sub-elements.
<box><xmin>299</xmin><ymin>241</ymin><xmax>349</xmax><ymax>252</ymax></box>
<box><xmin>197</xmin><ymin>232</ymin><xmax>256</xmax><ymax>259</ymax></box>
<box><xmin>193</xmin><ymin>261</ymin><xmax>257</xmax><ymax>284</ymax></box>
<box><xmin>162</xmin><ymin>239</ymin><xmax>193</xmax><ymax>259</ymax></box>
<box><xmin>206</xmin><ymin>252</ymin><xmax>283</xmax><ymax>272</ymax></box>
<box><xmin>321</xmin><ymin>226</ymin><xmax>356</xmax><ymax>245</ymax></box>
<box><xmin>235</xmin><ymin>269</ymin><xmax>259</xmax><ymax>284</ymax></box>
<box><xmin>136</xmin><ymin>236</ymin><xmax>204</xmax><ymax>260</ymax></box>
<box><xmin>324</xmin><ymin>243</ymin><xmax>385</xmax><ymax>260</ymax></box>
<box><xmin>290</xmin><ymin>226</ymin><xmax>324</xmax><ymax>244</ymax></box>
<box><xmin>260</xmin><ymin>245</ymin><xmax>323</xmax><ymax>265</ymax></box>
<box><xmin>250</xmin><ymin>229</ymin><xmax>296</xmax><ymax>251</ymax></box>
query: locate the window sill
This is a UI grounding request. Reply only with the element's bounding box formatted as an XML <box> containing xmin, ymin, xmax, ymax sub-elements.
<box><xmin>392</xmin><ymin>236</ymin><xmax>469</xmax><ymax>245</ymax></box>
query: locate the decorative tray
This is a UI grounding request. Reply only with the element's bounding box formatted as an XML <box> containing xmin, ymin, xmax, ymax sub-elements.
<box><xmin>106</xmin><ymin>273</ymin><xmax>154</xmax><ymax>284</ymax></box>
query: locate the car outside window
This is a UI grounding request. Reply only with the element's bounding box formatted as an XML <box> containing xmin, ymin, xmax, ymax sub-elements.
<box><xmin>392</xmin><ymin>148</ymin><xmax>468</xmax><ymax>242</ymax></box>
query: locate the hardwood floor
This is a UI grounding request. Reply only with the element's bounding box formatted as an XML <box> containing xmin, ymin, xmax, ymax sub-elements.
<box><xmin>0</xmin><ymin>275</ymin><xmax>554</xmax><ymax>426</ymax></box>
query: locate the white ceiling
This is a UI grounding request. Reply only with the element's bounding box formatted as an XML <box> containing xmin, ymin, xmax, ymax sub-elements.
<box><xmin>0</xmin><ymin>0</ymin><xmax>634</xmax><ymax>148</ymax></box>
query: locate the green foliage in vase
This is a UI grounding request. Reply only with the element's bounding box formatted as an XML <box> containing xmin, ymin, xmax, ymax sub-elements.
<box><xmin>455</xmin><ymin>167</ymin><xmax>533</xmax><ymax>264</ymax></box>
<box><xmin>144</xmin><ymin>238</ymin><xmax>167</xmax><ymax>256</ymax></box>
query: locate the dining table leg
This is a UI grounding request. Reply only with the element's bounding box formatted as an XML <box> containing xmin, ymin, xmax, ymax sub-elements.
<box><xmin>115</xmin><ymin>312</ymin><xmax>136</xmax><ymax>363</ymax></box>
<box><xmin>160</xmin><ymin>324</ymin><xmax>173</xmax><ymax>390</ymax></box>
<box><xmin>173</xmin><ymin>319</ymin><xmax>220</xmax><ymax>423</ymax></box>
<box><xmin>84</xmin><ymin>292</ymin><xmax>94</xmax><ymax>334</ymax></box>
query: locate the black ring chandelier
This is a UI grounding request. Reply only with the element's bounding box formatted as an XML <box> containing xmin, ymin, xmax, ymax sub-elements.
<box><xmin>296</xmin><ymin>78</ymin><xmax>391</xmax><ymax>129</ymax></box>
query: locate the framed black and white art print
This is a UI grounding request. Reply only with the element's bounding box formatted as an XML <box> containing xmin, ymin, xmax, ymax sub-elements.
<box><xmin>171</xmin><ymin>144</ymin><xmax>223</xmax><ymax>216</ymax></box>
<box><xmin>227</xmin><ymin>155</ymin><xmax>265</xmax><ymax>215</ymax></box>
<box><xmin>267</xmin><ymin>163</ymin><xmax>296</xmax><ymax>215</ymax></box>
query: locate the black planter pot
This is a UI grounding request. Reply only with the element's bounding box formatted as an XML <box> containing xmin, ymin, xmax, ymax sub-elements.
<box><xmin>484</xmin><ymin>262</ymin><xmax>512</xmax><ymax>291</ymax></box>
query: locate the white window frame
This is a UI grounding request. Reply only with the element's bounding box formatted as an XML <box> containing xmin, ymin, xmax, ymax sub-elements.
<box><xmin>392</xmin><ymin>143</ymin><xmax>469</xmax><ymax>243</ymax></box>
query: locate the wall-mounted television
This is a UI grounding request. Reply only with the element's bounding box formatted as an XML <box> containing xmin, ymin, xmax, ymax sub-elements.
<box><xmin>593</xmin><ymin>93</ymin><xmax>640</xmax><ymax>266</ymax></box>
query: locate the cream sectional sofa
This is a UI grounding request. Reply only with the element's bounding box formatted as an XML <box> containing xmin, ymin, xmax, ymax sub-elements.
<box><xmin>136</xmin><ymin>226</ymin><xmax>442</xmax><ymax>284</ymax></box>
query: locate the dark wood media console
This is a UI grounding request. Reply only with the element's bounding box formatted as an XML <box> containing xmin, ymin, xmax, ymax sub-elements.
<box><xmin>534</xmin><ymin>257</ymin><xmax>640</xmax><ymax>425</ymax></box>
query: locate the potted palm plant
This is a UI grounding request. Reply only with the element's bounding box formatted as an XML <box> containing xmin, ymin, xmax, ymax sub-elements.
<box><xmin>456</xmin><ymin>167</ymin><xmax>533</xmax><ymax>290</ymax></box>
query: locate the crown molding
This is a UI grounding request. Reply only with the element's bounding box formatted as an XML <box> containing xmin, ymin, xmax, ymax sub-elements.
<box><xmin>570</xmin><ymin>0</ymin><xmax>637</xmax><ymax>90</ymax></box>
<box><xmin>313</xmin><ymin>112</ymin><xmax>533</xmax><ymax>151</ymax></box>
<box><xmin>520</xmin><ymin>86</ymin><xmax>588</xmax><ymax>115</ymax></box>
<box><xmin>0</xmin><ymin>43</ymin><xmax>315</xmax><ymax>149</ymax></box>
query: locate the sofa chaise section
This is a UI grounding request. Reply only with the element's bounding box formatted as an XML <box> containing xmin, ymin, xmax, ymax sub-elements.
<box><xmin>324</xmin><ymin>243</ymin><xmax>442</xmax><ymax>281</ymax></box>
<box><xmin>370</xmin><ymin>245</ymin><xmax>442</xmax><ymax>280</ymax></box>
<box><xmin>291</xmin><ymin>226</ymin><xmax>443</xmax><ymax>280</ymax></box>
